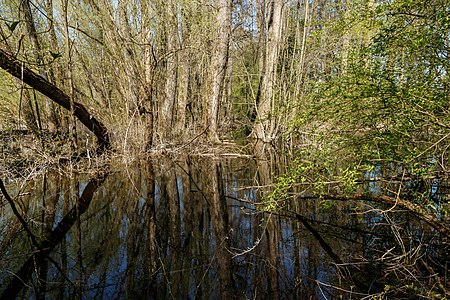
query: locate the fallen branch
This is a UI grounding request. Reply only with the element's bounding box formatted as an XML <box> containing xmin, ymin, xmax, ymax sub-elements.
<box><xmin>0</xmin><ymin>48</ymin><xmax>110</xmax><ymax>149</ymax></box>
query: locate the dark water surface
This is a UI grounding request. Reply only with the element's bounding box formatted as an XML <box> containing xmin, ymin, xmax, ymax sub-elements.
<box><xmin>0</xmin><ymin>152</ymin><xmax>448</xmax><ymax>299</ymax></box>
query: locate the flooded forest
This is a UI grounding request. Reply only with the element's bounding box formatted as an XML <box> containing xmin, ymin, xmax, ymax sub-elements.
<box><xmin>1</xmin><ymin>0</ymin><xmax>450</xmax><ymax>299</ymax></box>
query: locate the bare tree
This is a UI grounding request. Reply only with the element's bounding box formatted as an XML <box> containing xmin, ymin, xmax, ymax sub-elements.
<box><xmin>61</xmin><ymin>0</ymin><xmax>78</xmax><ymax>148</ymax></box>
<box><xmin>252</xmin><ymin>0</ymin><xmax>284</xmax><ymax>142</ymax></box>
<box><xmin>160</xmin><ymin>0</ymin><xmax>179</xmax><ymax>141</ymax></box>
<box><xmin>205</xmin><ymin>0</ymin><xmax>232</xmax><ymax>143</ymax></box>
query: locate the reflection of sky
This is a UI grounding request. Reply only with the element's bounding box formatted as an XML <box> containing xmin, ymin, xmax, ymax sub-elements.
<box><xmin>177</xmin><ymin>176</ymin><xmax>185</xmax><ymax>240</ymax></box>
<box><xmin>154</xmin><ymin>183</ymin><xmax>160</xmax><ymax>210</ymax></box>
<box><xmin>364</xmin><ymin>165</ymin><xmax>383</xmax><ymax>195</ymax></box>
<box><xmin>52</xmin><ymin>189</ymin><xmax>67</xmax><ymax>230</ymax></box>
<box><xmin>279</xmin><ymin>218</ymin><xmax>294</xmax><ymax>292</ymax></box>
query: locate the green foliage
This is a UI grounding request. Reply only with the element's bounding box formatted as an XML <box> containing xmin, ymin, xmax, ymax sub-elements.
<box><xmin>338</xmin><ymin>165</ymin><xmax>359</xmax><ymax>195</ymax></box>
<box><xmin>371</xmin><ymin>284</ymin><xmax>391</xmax><ymax>300</ymax></box>
<box><xmin>294</xmin><ymin>0</ymin><xmax>450</xmax><ymax>166</ymax></box>
<box><xmin>0</xmin><ymin>69</ymin><xmax>19</xmax><ymax>126</ymax></box>
<box><xmin>263</xmin><ymin>148</ymin><xmax>368</xmax><ymax>211</ymax></box>
<box><xmin>270</xmin><ymin>0</ymin><xmax>450</xmax><ymax>222</ymax></box>
<box><xmin>263</xmin><ymin>158</ymin><xmax>315</xmax><ymax>211</ymax></box>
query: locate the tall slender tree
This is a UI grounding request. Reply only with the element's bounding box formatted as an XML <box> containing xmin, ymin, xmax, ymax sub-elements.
<box><xmin>160</xmin><ymin>0</ymin><xmax>179</xmax><ymax>141</ymax></box>
<box><xmin>61</xmin><ymin>0</ymin><xmax>77</xmax><ymax>148</ymax></box>
<box><xmin>205</xmin><ymin>0</ymin><xmax>232</xmax><ymax>142</ymax></box>
<box><xmin>252</xmin><ymin>0</ymin><xmax>284</xmax><ymax>142</ymax></box>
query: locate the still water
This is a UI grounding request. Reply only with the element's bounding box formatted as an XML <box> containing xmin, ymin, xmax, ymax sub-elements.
<box><xmin>0</xmin><ymin>150</ymin><xmax>448</xmax><ymax>299</ymax></box>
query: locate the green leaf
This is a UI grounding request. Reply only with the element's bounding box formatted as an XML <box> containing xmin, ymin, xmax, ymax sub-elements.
<box><xmin>5</xmin><ymin>21</ymin><xmax>19</xmax><ymax>32</ymax></box>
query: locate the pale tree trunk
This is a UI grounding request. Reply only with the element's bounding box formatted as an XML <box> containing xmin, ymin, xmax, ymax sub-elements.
<box><xmin>87</xmin><ymin>0</ymin><xmax>142</xmax><ymax>125</ymax></box>
<box><xmin>205</xmin><ymin>0</ymin><xmax>232</xmax><ymax>143</ymax></box>
<box><xmin>161</xmin><ymin>0</ymin><xmax>178</xmax><ymax>141</ymax></box>
<box><xmin>19</xmin><ymin>86</ymin><xmax>38</xmax><ymax>131</ymax></box>
<box><xmin>294</xmin><ymin>0</ymin><xmax>310</xmax><ymax>100</ymax></box>
<box><xmin>175</xmin><ymin>2</ymin><xmax>192</xmax><ymax>138</ymax></box>
<box><xmin>14</xmin><ymin>0</ymin><xmax>38</xmax><ymax>132</ymax></box>
<box><xmin>44</xmin><ymin>0</ymin><xmax>62</xmax><ymax>132</ymax></box>
<box><xmin>61</xmin><ymin>0</ymin><xmax>77</xmax><ymax>149</ymax></box>
<box><xmin>252</xmin><ymin>0</ymin><xmax>284</xmax><ymax>143</ymax></box>
<box><xmin>175</xmin><ymin>46</ymin><xmax>189</xmax><ymax>137</ymax></box>
<box><xmin>287</xmin><ymin>0</ymin><xmax>311</xmax><ymax>145</ymax></box>
<box><xmin>142</xmin><ymin>0</ymin><xmax>155</xmax><ymax>148</ymax></box>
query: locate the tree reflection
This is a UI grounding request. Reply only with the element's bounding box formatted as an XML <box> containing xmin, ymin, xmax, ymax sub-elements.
<box><xmin>1</xmin><ymin>154</ymin><xmax>447</xmax><ymax>299</ymax></box>
<box><xmin>0</xmin><ymin>171</ymin><xmax>108</xmax><ymax>299</ymax></box>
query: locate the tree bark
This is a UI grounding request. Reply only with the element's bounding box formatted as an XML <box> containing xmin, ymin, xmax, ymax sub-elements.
<box><xmin>252</xmin><ymin>0</ymin><xmax>284</xmax><ymax>142</ymax></box>
<box><xmin>205</xmin><ymin>0</ymin><xmax>232</xmax><ymax>143</ymax></box>
<box><xmin>161</xmin><ymin>0</ymin><xmax>178</xmax><ymax>141</ymax></box>
<box><xmin>0</xmin><ymin>48</ymin><xmax>110</xmax><ymax>149</ymax></box>
<box><xmin>61</xmin><ymin>0</ymin><xmax>78</xmax><ymax>149</ymax></box>
<box><xmin>175</xmin><ymin>46</ymin><xmax>189</xmax><ymax>137</ymax></box>
<box><xmin>142</xmin><ymin>0</ymin><xmax>155</xmax><ymax>148</ymax></box>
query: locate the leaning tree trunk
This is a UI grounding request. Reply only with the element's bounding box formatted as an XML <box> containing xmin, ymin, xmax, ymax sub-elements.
<box><xmin>0</xmin><ymin>48</ymin><xmax>110</xmax><ymax>149</ymax></box>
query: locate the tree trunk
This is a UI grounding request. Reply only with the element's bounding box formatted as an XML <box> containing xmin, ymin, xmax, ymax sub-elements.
<box><xmin>61</xmin><ymin>0</ymin><xmax>78</xmax><ymax>149</ymax></box>
<box><xmin>161</xmin><ymin>0</ymin><xmax>178</xmax><ymax>141</ymax></box>
<box><xmin>44</xmin><ymin>0</ymin><xmax>62</xmax><ymax>132</ymax></box>
<box><xmin>176</xmin><ymin>46</ymin><xmax>189</xmax><ymax>137</ymax></box>
<box><xmin>142</xmin><ymin>1</ymin><xmax>155</xmax><ymax>148</ymax></box>
<box><xmin>252</xmin><ymin>0</ymin><xmax>284</xmax><ymax>142</ymax></box>
<box><xmin>19</xmin><ymin>86</ymin><xmax>38</xmax><ymax>131</ymax></box>
<box><xmin>205</xmin><ymin>0</ymin><xmax>232</xmax><ymax>143</ymax></box>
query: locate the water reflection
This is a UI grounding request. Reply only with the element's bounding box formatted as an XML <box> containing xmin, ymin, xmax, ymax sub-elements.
<box><xmin>0</xmin><ymin>153</ymin><xmax>448</xmax><ymax>299</ymax></box>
